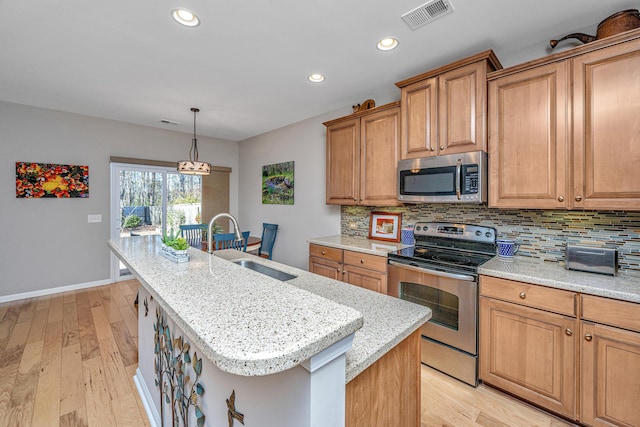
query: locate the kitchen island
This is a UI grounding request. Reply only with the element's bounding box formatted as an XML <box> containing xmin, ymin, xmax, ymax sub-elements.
<box><xmin>108</xmin><ymin>235</ymin><xmax>430</xmax><ymax>427</ymax></box>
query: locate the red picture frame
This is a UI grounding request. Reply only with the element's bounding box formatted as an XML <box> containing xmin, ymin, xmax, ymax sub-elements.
<box><xmin>368</xmin><ymin>211</ymin><xmax>402</xmax><ymax>242</ymax></box>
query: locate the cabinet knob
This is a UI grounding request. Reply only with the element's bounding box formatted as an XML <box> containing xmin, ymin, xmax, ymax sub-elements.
<box><xmin>360</xmin><ymin>259</ymin><xmax>365</xmax><ymax>264</ymax></box>
<box><xmin>342</xmin><ymin>270</ymin><xmax>346</xmax><ymax>275</ymax></box>
<box><xmin>584</xmin><ymin>333</ymin><xmax>593</xmax><ymax>341</ymax></box>
<box><xmin>558</xmin><ymin>196</ymin><xmax>564</xmax><ymax>202</ymax></box>
<box><xmin>321</xmin><ymin>251</ymin><xmax>326</xmax><ymax>255</ymax></box>
<box><xmin>565</xmin><ymin>328</ymin><xmax>573</xmax><ymax>336</ymax></box>
<box><xmin>575</xmin><ymin>196</ymin><xmax>583</xmax><ymax>202</ymax></box>
<box><xmin>353</xmin><ymin>197</ymin><xmax>358</xmax><ymax>201</ymax></box>
<box><xmin>440</xmin><ymin>145</ymin><xmax>445</xmax><ymax>150</ymax></box>
<box><xmin>519</xmin><ymin>292</ymin><xmax>526</xmax><ymax>299</ymax></box>
<box><xmin>337</xmin><ymin>268</ymin><xmax>341</xmax><ymax>273</ymax></box>
<box><xmin>430</xmin><ymin>147</ymin><xmax>435</xmax><ymax>152</ymax></box>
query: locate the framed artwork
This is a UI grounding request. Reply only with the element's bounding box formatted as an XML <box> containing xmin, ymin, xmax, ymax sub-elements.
<box><xmin>16</xmin><ymin>162</ymin><xmax>89</xmax><ymax>198</ymax></box>
<box><xmin>262</xmin><ymin>161</ymin><xmax>294</xmax><ymax>205</ymax></box>
<box><xmin>368</xmin><ymin>211</ymin><xmax>402</xmax><ymax>242</ymax></box>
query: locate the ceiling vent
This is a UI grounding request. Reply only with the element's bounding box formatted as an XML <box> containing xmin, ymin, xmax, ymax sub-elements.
<box><xmin>402</xmin><ymin>0</ymin><xmax>454</xmax><ymax>30</ymax></box>
<box><xmin>160</xmin><ymin>119</ymin><xmax>181</xmax><ymax>126</ymax></box>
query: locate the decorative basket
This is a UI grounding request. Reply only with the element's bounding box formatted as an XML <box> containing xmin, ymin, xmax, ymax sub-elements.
<box><xmin>160</xmin><ymin>244</ymin><xmax>189</xmax><ymax>263</ymax></box>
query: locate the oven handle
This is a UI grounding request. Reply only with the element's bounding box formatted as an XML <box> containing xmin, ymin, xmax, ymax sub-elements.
<box><xmin>456</xmin><ymin>158</ymin><xmax>462</xmax><ymax>200</ymax></box>
<box><xmin>388</xmin><ymin>260</ymin><xmax>476</xmax><ymax>282</ymax></box>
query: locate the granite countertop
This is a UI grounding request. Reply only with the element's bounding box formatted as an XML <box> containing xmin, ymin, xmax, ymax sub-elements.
<box><xmin>308</xmin><ymin>235</ymin><xmax>411</xmax><ymax>256</ymax></box>
<box><xmin>214</xmin><ymin>250</ymin><xmax>431</xmax><ymax>383</ymax></box>
<box><xmin>109</xmin><ymin>235</ymin><xmax>363</xmax><ymax>377</ymax></box>
<box><xmin>479</xmin><ymin>256</ymin><xmax>640</xmax><ymax>304</ymax></box>
<box><xmin>108</xmin><ymin>236</ymin><xmax>431</xmax><ymax>382</ymax></box>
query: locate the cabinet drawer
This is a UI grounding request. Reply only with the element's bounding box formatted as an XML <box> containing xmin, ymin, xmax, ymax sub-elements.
<box><xmin>309</xmin><ymin>244</ymin><xmax>343</xmax><ymax>262</ymax></box>
<box><xmin>581</xmin><ymin>294</ymin><xmax>640</xmax><ymax>333</ymax></box>
<box><xmin>480</xmin><ymin>276</ymin><xmax>576</xmax><ymax>316</ymax></box>
<box><xmin>343</xmin><ymin>250</ymin><xmax>387</xmax><ymax>273</ymax></box>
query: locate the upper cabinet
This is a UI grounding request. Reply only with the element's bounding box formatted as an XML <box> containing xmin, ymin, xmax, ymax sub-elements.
<box><xmin>324</xmin><ymin>102</ymin><xmax>401</xmax><ymax>206</ymax></box>
<box><xmin>395</xmin><ymin>50</ymin><xmax>502</xmax><ymax>159</ymax></box>
<box><xmin>489</xmin><ymin>29</ymin><xmax>640</xmax><ymax>210</ymax></box>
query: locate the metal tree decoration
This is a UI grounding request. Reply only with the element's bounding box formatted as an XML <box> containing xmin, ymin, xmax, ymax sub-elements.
<box><xmin>154</xmin><ymin>307</ymin><xmax>206</xmax><ymax>427</ymax></box>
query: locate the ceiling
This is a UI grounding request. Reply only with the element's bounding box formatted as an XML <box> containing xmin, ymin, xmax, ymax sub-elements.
<box><xmin>1</xmin><ymin>0</ymin><xmax>636</xmax><ymax>141</ymax></box>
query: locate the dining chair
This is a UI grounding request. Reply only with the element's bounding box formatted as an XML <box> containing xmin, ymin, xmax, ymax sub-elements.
<box><xmin>179</xmin><ymin>224</ymin><xmax>207</xmax><ymax>248</ymax></box>
<box><xmin>255</xmin><ymin>223</ymin><xmax>278</xmax><ymax>260</ymax></box>
<box><xmin>214</xmin><ymin>231</ymin><xmax>250</xmax><ymax>251</ymax></box>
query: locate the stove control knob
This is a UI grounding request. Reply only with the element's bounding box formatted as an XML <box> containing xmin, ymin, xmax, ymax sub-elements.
<box><xmin>415</xmin><ymin>226</ymin><xmax>422</xmax><ymax>231</ymax></box>
<box><xmin>475</xmin><ymin>230</ymin><xmax>482</xmax><ymax>236</ymax></box>
<box><xmin>485</xmin><ymin>231</ymin><xmax>492</xmax><ymax>238</ymax></box>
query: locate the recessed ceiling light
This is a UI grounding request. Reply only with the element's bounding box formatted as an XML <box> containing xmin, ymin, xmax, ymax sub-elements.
<box><xmin>377</xmin><ymin>37</ymin><xmax>399</xmax><ymax>51</ymax></box>
<box><xmin>172</xmin><ymin>8</ymin><xmax>200</xmax><ymax>27</ymax></box>
<box><xmin>308</xmin><ymin>73</ymin><xmax>325</xmax><ymax>83</ymax></box>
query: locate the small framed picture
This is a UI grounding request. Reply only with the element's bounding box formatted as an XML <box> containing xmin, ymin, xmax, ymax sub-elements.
<box><xmin>368</xmin><ymin>211</ymin><xmax>402</xmax><ymax>242</ymax></box>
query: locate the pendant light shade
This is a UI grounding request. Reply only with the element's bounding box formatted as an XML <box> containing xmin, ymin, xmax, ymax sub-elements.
<box><xmin>177</xmin><ymin>107</ymin><xmax>211</xmax><ymax>175</ymax></box>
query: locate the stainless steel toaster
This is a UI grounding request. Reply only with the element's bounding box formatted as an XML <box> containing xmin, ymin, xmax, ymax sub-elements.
<box><xmin>566</xmin><ymin>245</ymin><xmax>617</xmax><ymax>276</ymax></box>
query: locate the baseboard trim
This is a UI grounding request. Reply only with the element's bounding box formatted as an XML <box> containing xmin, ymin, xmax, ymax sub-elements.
<box><xmin>0</xmin><ymin>278</ymin><xmax>112</xmax><ymax>303</ymax></box>
<box><xmin>134</xmin><ymin>368</ymin><xmax>160</xmax><ymax>427</ymax></box>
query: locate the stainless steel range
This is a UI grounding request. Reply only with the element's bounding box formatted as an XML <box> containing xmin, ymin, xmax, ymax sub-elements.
<box><xmin>387</xmin><ymin>222</ymin><xmax>496</xmax><ymax>386</ymax></box>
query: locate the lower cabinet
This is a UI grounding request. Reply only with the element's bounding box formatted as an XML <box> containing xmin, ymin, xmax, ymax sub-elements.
<box><xmin>480</xmin><ymin>275</ymin><xmax>640</xmax><ymax>426</ymax></box>
<box><xmin>479</xmin><ymin>277</ymin><xmax>577</xmax><ymax>419</ymax></box>
<box><xmin>309</xmin><ymin>243</ymin><xmax>388</xmax><ymax>294</ymax></box>
<box><xmin>580</xmin><ymin>296</ymin><xmax>640</xmax><ymax>427</ymax></box>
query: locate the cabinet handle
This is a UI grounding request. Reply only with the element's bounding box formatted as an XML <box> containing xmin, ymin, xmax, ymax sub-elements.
<box><xmin>360</xmin><ymin>259</ymin><xmax>365</xmax><ymax>264</ymax></box>
<box><xmin>440</xmin><ymin>145</ymin><xmax>445</xmax><ymax>150</ymax></box>
<box><xmin>337</xmin><ymin>268</ymin><xmax>341</xmax><ymax>273</ymax></box>
<box><xmin>558</xmin><ymin>196</ymin><xmax>564</xmax><ymax>202</ymax></box>
<box><xmin>321</xmin><ymin>251</ymin><xmax>326</xmax><ymax>255</ymax></box>
<box><xmin>519</xmin><ymin>292</ymin><xmax>526</xmax><ymax>299</ymax></box>
<box><xmin>584</xmin><ymin>334</ymin><xmax>593</xmax><ymax>341</ymax></box>
<box><xmin>565</xmin><ymin>328</ymin><xmax>573</xmax><ymax>336</ymax></box>
<box><xmin>342</xmin><ymin>270</ymin><xmax>346</xmax><ymax>275</ymax></box>
<box><xmin>575</xmin><ymin>196</ymin><xmax>583</xmax><ymax>202</ymax></box>
<box><xmin>353</xmin><ymin>197</ymin><xmax>358</xmax><ymax>201</ymax></box>
<box><xmin>430</xmin><ymin>147</ymin><xmax>435</xmax><ymax>152</ymax></box>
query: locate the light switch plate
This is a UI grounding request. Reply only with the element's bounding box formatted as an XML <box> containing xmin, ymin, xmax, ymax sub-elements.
<box><xmin>88</xmin><ymin>214</ymin><xmax>102</xmax><ymax>223</ymax></box>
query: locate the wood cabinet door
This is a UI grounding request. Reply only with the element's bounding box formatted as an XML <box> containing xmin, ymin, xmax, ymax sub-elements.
<box><xmin>572</xmin><ymin>38</ymin><xmax>640</xmax><ymax>210</ymax></box>
<box><xmin>325</xmin><ymin>118</ymin><xmax>359</xmax><ymax>205</ymax></box>
<box><xmin>343</xmin><ymin>264</ymin><xmax>387</xmax><ymax>294</ymax></box>
<box><xmin>581</xmin><ymin>322</ymin><xmax>640</xmax><ymax>427</ymax></box>
<box><xmin>400</xmin><ymin>77</ymin><xmax>437</xmax><ymax>159</ymax></box>
<box><xmin>479</xmin><ymin>297</ymin><xmax>577</xmax><ymax>419</ymax></box>
<box><xmin>488</xmin><ymin>61</ymin><xmax>569</xmax><ymax>209</ymax></box>
<box><xmin>438</xmin><ymin>61</ymin><xmax>486</xmax><ymax>155</ymax></box>
<box><xmin>359</xmin><ymin>107</ymin><xmax>401</xmax><ymax>206</ymax></box>
<box><xmin>309</xmin><ymin>256</ymin><xmax>342</xmax><ymax>281</ymax></box>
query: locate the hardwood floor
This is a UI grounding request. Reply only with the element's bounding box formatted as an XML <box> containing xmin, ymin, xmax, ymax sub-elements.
<box><xmin>0</xmin><ymin>281</ymin><xmax>578</xmax><ymax>427</ymax></box>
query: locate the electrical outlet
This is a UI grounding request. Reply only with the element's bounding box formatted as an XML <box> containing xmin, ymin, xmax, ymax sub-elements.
<box><xmin>88</xmin><ymin>214</ymin><xmax>102</xmax><ymax>223</ymax></box>
<box><xmin>349</xmin><ymin>222</ymin><xmax>358</xmax><ymax>230</ymax></box>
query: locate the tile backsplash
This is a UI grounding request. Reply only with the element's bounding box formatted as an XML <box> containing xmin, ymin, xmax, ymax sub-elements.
<box><xmin>341</xmin><ymin>205</ymin><xmax>640</xmax><ymax>274</ymax></box>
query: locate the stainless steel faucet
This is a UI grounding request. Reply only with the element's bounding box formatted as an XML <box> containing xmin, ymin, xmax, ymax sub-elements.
<box><xmin>207</xmin><ymin>213</ymin><xmax>243</xmax><ymax>254</ymax></box>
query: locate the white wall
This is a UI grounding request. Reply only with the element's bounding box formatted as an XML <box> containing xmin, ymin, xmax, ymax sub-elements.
<box><xmin>237</xmin><ymin>108</ymin><xmax>351</xmax><ymax>270</ymax></box>
<box><xmin>0</xmin><ymin>101</ymin><xmax>239</xmax><ymax>298</ymax></box>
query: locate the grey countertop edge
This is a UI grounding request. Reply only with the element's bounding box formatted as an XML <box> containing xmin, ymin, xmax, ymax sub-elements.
<box><xmin>108</xmin><ymin>237</ymin><xmax>365</xmax><ymax>377</ymax></box>
<box><xmin>212</xmin><ymin>251</ymin><xmax>432</xmax><ymax>383</ymax></box>
<box><xmin>308</xmin><ymin>235</ymin><xmax>411</xmax><ymax>256</ymax></box>
<box><xmin>479</xmin><ymin>256</ymin><xmax>640</xmax><ymax>304</ymax></box>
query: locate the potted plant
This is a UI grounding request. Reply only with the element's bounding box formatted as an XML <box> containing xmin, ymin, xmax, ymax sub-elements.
<box><xmin>161</xmin><ymin>230</ymin><xmax>190</xmax><ymax>262</ymax></box>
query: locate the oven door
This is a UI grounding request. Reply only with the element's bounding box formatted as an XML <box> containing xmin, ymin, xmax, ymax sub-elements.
<box><xmin>388</xmin><ymin>261</ymin><xmax>477</xmax><ymax>355</ymax></box>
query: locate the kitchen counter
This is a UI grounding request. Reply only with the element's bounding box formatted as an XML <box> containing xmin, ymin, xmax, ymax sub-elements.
<box><xmin>108</xmin><ymin>235</ymin><xmax>430</xmax><ymax>381</ymax></box>
<box><xmin>108</xmin><ymin>235</ymin><xmax>363</xmax><ymax>377</ymax></box>
<box><xmin>214</xmin><ymin>249</ymin><xmax>431</xmax><ymax>382</ymax></box>
<box><xmin>479</xmin><ymin>256</ymin><xmax>640</xmax><ymax>303</ymax></box>
<box><xmin>307</xmin><ymin>234</ymin><xmax>410</xmax><ymax>256</ymax></box>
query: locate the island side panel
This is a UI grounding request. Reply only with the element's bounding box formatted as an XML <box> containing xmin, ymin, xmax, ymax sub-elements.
<box><xmin>136</xmin><ymin>286</ymin><xmax>320</xmax><ymax>427</ymax></box>
<box><xmin>345</xmin><ymin>329</ymin><xmax>421</xmax><ymax>427</ymax></box>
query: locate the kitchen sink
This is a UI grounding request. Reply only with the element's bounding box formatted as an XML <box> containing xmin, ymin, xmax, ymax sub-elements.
<box><xmin>232</xmin><ymin>260</ymin><xmax>297</xmax><ymax>281</ymax></box>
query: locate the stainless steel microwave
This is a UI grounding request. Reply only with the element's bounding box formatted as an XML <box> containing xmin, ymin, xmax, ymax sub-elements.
<box><xmin>397</xmin><ymin>151</ymin><xmax>487</xmax><ymax>204</ymax></box>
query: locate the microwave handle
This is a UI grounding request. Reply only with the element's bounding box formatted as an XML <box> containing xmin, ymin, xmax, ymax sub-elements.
<box><xmin>456</xmin><ymin>159</ymin><xmax>462</xmax><ymax>200</ymax></box>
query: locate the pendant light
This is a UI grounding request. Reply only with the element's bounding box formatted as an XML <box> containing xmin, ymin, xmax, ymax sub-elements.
<box><xmin>177</xmin><ymin>107</ymin><xmax>211</xmax><ymax>175</ymax></box>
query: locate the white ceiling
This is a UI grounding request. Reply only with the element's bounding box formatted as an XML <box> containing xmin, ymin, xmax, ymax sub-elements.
<box><xmin>1</xmin><ymin>0</ymin><xmax>636</xmax><ymax>141</ymax></box>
